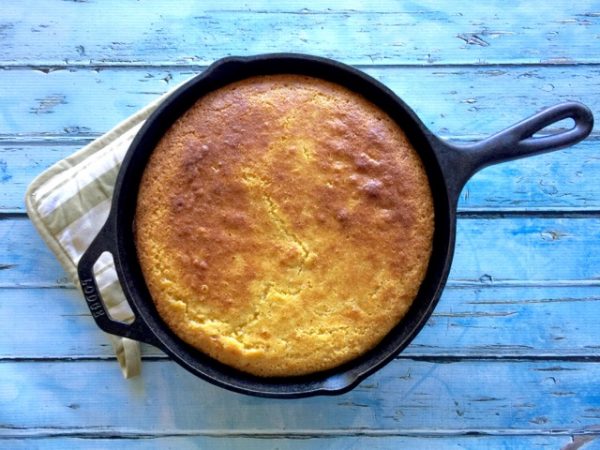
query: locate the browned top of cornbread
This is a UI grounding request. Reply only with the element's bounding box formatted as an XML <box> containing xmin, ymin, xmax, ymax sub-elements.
<box><xmin>134</xmin><ymin>74</ymin><xmax>434</xmax><ymax>377</ymax></box>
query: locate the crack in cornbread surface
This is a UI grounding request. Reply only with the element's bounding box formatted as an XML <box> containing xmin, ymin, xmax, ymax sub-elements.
<box><xmin>134</xmin><ymin>74</ymin><xmax>434</xmax><ymax>377</ymax></box>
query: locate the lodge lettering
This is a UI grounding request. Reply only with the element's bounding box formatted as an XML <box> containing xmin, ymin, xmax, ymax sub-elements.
<box><xmin>80</xmin><ymin>278</ymin><xmax>106</xmax><ymax>318</ymax></box>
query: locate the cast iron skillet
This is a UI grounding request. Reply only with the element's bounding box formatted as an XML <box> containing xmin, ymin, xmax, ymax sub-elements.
<box><xmin>77</xmin><ymin>54</ymin><xmax>594</xmax><ymax>398</ymax></box>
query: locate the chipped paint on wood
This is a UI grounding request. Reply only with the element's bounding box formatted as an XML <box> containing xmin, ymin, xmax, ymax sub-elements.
<box><xmin>0</xmin><ymin>436</ymin><xmax>584</xmax><ymax>449</ymax></box>
<box><xmin>1</xmin><ymin>66</ymin><xmax>600</xmax><ymax>137</ymax></box>
<box><xmin>1</xmin><ymin>1</ymin><xmax>600</xmax><ymax>65</ymax></box>
<box><xmin>1</xmin><ymin>360</ymin><xmax>600</xmax><ymax>432</ymax></box>
<box><xmin>29</xmin><ymin>94</ymin><xmax>67</xmax><ymax>115</ymax></box>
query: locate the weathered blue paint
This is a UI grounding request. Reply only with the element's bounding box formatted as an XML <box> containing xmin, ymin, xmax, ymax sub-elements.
<box><xmin>1</xmin><ymin>66</ymin><xmax>599</xmax><ymax>137</ymax></box>
<box><xmin>1</xmin><ymin>360</ymin><xmax>600</xmax><ymax>433</ymax></box>
<box><xmin>1</xmin><ymin>0</ymin><xmax>600</xmax><ymax>65</ymax></box>
<box><xmin>0</xmin><ymin>436</ymin><xmax>585</xmax><ymax>449</ymax></box>
<box><xmin>2</xmin><ymin>0</ymin><xmax>600</xmax><ymax>447</ymax></box>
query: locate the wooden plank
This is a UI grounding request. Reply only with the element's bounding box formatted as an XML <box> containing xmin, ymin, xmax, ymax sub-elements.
<box><xmin>0</xmin><ymin>288</ymin><xmax>114</xmax><ymax>359</ymax></box>
<box><xmin>3</xmin><ymin>140</ymin><xmax>600</xmax><ymax>213</ymax></box>
<box><xmin>1</xmin><ymin>360</ymin><xmax>600</xmax><ymax>433</ymax></box>
<box><xmin>3</xmin><ymin>216</ymin><xmax>600</xmax><ymax>287</ymax></box>
<box><xmin>458</xmin><ymin>143</ymin><xmax>600</xmax><ymax>212</ymax></box>
<box><xmin>448</xmin><ymin>216</ymin><xmax>600</xmax><ymax>283</ymax></box>
<box><xmin>2</xmin><ymin>0</ymin><xmax>600</xmax><ymax>65</ymax></box>
<box><xmin>0</xmin><ymin>435</ymin><xmax>584</xmax><ymax>449</ymax></box>
<box><xmin>2</xmin><ymin>285</ymin><xmax>599</xmax><ymax>359</ymax></box>
<box><xmin>411</xmin><ymin>285</ymin><xmax>600</xmax><ymax>358</ymax></box>
<box><xmin>1</xmin><ymin>66</ymin><xmax>598</xmax><ymax>138</ymax></box>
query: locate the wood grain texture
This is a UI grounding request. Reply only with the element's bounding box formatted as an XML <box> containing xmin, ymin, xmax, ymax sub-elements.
<box><xmin>1</xmin><ymin>66</ymin><xmax>597</xmax><ymax>138</ymax></box>
<box><xmin>1</xmin><ymin>360</ymin><xmax>600</xmax><ymax>434</ymax></box>
<box><xmin>2</xmin><ymin>0</ymin><xmax>600</xmax><ymax>65</ymax></box>
<box><xmin>1</xmin><ymin>285</ymin><xmax>599</xmax><ymax>359</ymax></box>
<box><xmin>0</xmin><ymin>436</ymin><xmax>588</xmax><ymax>450</ymax></box>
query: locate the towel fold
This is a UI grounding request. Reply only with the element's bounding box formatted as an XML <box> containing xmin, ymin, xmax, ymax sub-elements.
<box><xmin>25</xmin><ymin>85</ymin><xmax>182</xmax><ymax>377</ymax></box>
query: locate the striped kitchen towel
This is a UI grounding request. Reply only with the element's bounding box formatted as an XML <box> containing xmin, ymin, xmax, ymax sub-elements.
<box><xmin>25</xmin><ymin>88</ymin><xmax>178</xmax><ymax>378</ymax></box>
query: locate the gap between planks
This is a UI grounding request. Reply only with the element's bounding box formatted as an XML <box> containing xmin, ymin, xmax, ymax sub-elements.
<box><xmin>2</xmin><ymin>355</ymin><xmax>600</xmax><ymax>363</ymax></box>
<box><xmin>0</xmin><ymin>427</ymin><xmax>599</xmax><ymax>439</ymax></box>
<box><xmin>7</xmin><ymin>210</ymin><xmax>600</xmax><ymax>219</ymax></box>
<box><xmin>2</xmin><ymin>279</ymin><xmax>600</xmax><ymax>289</ymax></box>
<box><xmin>2</xmin><ymin>133</ymin><xmax>599</xmax><ymax>146</ymax></box>
<box><xmin>3</xmin><ymin>62</ymin><xmax>600</xmax><ymax>71</ymax></box>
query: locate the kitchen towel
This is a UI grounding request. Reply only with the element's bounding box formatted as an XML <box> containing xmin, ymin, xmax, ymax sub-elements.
<box><xmin>25</xmin><ymin>87</ymin><xmax>179</xmax><ymax>378</ymax></box>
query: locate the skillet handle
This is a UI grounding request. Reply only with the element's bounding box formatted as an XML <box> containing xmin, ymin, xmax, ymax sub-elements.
<box><xmin>438</xmin><ymin>102</ymin><xmax>594</xmax><ymax>201</ymax></box>
<box><xmin>77</xmin><ymin>224</ymin><xmax>159</xmax><ymax>346</ymax></box>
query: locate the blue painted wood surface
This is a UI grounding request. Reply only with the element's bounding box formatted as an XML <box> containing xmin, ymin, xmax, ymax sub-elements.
<box><xmin>2</xmin><ymin>436</ymin><xmax>590</xmax><ymax>450</ymax></box>
<box><xmin>1</xmin><ymin>1</ymin><xmax>600</xmax><ymax>448</ymax></box>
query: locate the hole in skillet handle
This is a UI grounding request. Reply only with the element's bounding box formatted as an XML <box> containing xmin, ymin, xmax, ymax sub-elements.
<box><xmin>434</xmin><ymin>102</ymin><xmax>594</xmax><ymax>202</ymax></box>
<box><xmin>77</xmin><ymin>221</ymin><xmax>160</xmax><ymax>347</ymax></box>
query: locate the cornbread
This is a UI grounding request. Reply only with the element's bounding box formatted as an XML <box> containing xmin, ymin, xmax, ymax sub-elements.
<box><xmin>134</xmin><ymin>74</ymin><xmax>435</xmax><ymax>377</ymax></box>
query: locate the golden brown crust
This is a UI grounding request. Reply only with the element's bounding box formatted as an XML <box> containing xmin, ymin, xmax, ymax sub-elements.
<box><xmin>134</xmin><ymin>74</ymin><xmax>434</xmax><ymax>376</ymax></box>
